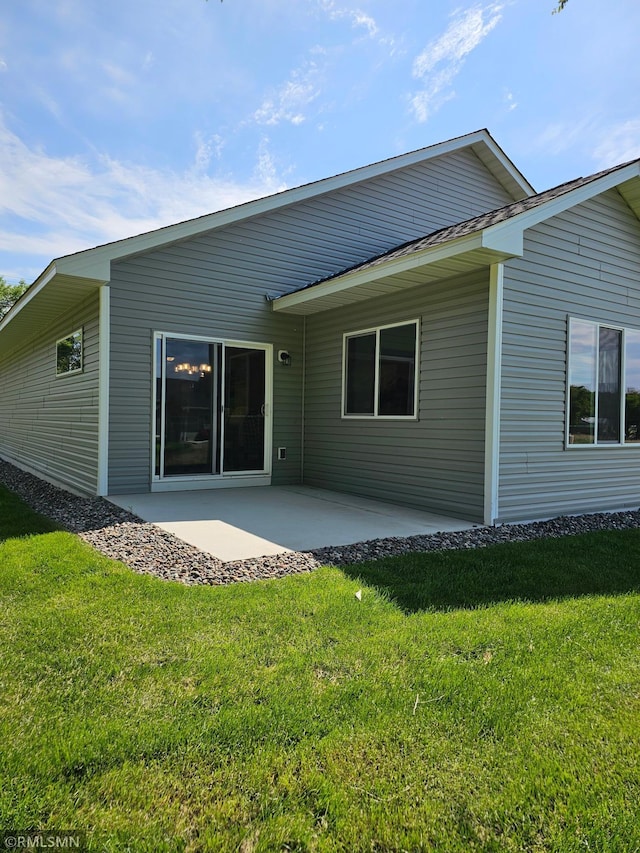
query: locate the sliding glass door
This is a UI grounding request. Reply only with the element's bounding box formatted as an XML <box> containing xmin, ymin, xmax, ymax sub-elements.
<box><xmin>163</xmin><ymin>339</ymin><xmax>220</xmax><ymax>476</ymax></box>
<box><xmin>224</xmin><ymin>347</ymin><xmax>266</xmax><ymax>472</ymax></box>
<box><xmin>155</xmin><ymin>336</ymin><xmax>269</xmax><ymax>479</ymax></box>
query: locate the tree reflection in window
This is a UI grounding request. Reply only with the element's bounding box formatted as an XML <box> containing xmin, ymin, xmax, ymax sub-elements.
<box><xmin>625</xmin><ymin>330</ymin><xmax>640</xmax><ymax>443</ymax></box>
<box><xmin>568</xmin><ymin>320</ymin><xmax>596</xmax><ymax>444</ymax></box>
<box><xmin>56</xmin><ymin>329</ymin><xmax>83</xmax><ymax>376</ymax></box>
<box><xmin>567</xmin><ymin>319</ymin><xmax>640</xmax><ymax>446</ymax></box>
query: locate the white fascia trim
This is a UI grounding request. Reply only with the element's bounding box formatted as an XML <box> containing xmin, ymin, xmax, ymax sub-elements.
<box><xmin>55</xmin><ymin>254</ymin><xmax>112</xmax><ymax>282</ymax></box>
<box><xmin>481</xmin><ymin>228</ymin><xmax>524</xmax><ymax>256</ymax></box>
<box><xmin>97</xmin><ymin>285</ymin><xmax>110</xmax><ymax>496</ymax></box>
<box><xmin>484</xmin><ymin>161</ymin><xmax>640</xmax><ymax>246</ymax></box>
<box><xmin>300</xmin><ymin>316</ymin><xmax>307</xmax><ymax>483</ymax></box>
<box><xmin>473</xmin><ymin>136</ymin><xmax>535</xmax><ymax>198</ymax></box>
<box><xmin>484</xmin><ymin>263</ymin><xmax>503</xmax><ymax>527</ymax></box>
<box><xmin>274</xmin><ymin>163</ymin><xmax>640</xmax><ymax>316</ymax></box>
<box><xmin>20</xmin><ymin>131</ymin><xmax>528</xmax><ymax>286</ymax></box>
<box><xmin>273</xmin><ymin>233</ymin><xmax>490</xmax><ymax>312</ymax></box>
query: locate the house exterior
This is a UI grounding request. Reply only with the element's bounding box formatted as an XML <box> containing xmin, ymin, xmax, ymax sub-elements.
<box><xmin>1</xmin><ymin>128</ymin><xmax>640</xmax><ymax>526</ymax></box>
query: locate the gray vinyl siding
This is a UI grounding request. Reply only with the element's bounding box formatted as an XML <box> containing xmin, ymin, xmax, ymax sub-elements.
<box><xmin>499</xmin><ymin>188</ymin><xmax>640</xmax><ymax>521</ymax></box>
<box><xmin>303</xmin><ymin>269</ymin><xmax>490</xmax><ymax>522</ymax></box>
<box><xmin>0</xmin><ymin>293</ymin><xmax>100</xmax><ymax>495</ymax></box>
<box><xmin>107</xmin><ymin>262</ymin><xmax>303</xmax><ymax>493</ymax></box>
<box><xmin>107</xmin><ymin>148</ymin><xmax>511</xmax><ymax>494</ymax></box>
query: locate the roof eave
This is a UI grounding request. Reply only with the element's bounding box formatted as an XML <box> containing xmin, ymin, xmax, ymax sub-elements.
<box><xmin>273</xmin><ymin>161</ymin><xmax>640</xmax><ymax>317</ymax></box>
<box><xmin>15</xmin><ymin>129</ymin><xmax>533</xmax><ymax>292</ymax></box>
<box><xmin>470</xmin><ymin>136</ymin><xmax>535</xmax><ymax>199</ymax></box>
<box><xmin>484</xmin><ymin>161</ymin><xmax>640</xmax><ymax>245</ymax></box>
<box><xmin>0</xmin><ymin>260</ymin><xmax>58</xmax><ymax>333</ymax></box>
<box><xmin>272</xmin><ymin>231</ymin><xmax>522</xmax><ymax>316</ymax></box>
<box><xmin>0</xmin><ymin>269</ymin><xmax>107</xmax><ymax>354</ymax></box>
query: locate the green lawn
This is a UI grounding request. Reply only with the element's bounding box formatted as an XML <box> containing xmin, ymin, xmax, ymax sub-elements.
<box><xmin>1</xmin><ymin>483</ymin><xmax>639</xmax><ymax>852</ymax></box>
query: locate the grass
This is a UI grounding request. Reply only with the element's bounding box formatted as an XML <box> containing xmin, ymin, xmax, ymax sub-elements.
<box><xmin>1</xmin><ymin>483</ymin><xmax>639</xmax><ymax>851</ymax></box>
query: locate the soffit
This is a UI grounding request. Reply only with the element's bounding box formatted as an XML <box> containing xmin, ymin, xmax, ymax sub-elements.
<box><xmin>273</xmin><ymin>241</ymin><xmax>510</xmax><ymax>315</ymax></box>
<box><xmin>0</xmin><ymin>274</ymin><xmax>103</xmax><ymax>357</ymax></box>
<box><xmin>273</xmin><ymin>164</ymin><xmax>640</xmax><ymax>316</ymax></box>
<box><xmin>617</xmin><ymin>176</ymin><xmax>640</xmax><ymax>222</ymax></box>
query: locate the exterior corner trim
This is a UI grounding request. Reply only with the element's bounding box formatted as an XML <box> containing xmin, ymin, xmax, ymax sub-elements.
<box><xmin>301</xmin><ymin>315</ymin><xmax>307</xmax><ymax>484</ymax></box>
<box><xmin>97</xmin><ymin>285</ymin><xmax>110</xmax><ymax>496</ymax></box>
<box><xmin>484</xmin><ymin>263</ymin><xmax>503</xmax><ymax>526</ymax></box>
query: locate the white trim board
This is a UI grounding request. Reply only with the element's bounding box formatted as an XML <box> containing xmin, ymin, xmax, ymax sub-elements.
<box><xmin>150</xmin><ymin>475</ymin><xmax>271</xmax><ymax>493</ymax></box>
<box><xmin>273</xmin><ymin>163</ymin><xmax>640</xmax><ymax>316</ymax></box>
<box><xmin>272</xmin><ymin>232</ymin><xmax>518</xmax><ymax>314</ymax></box>
<box><xmin>1</xmin><ymin>130</ymin><xmax>531</xmax><ymax>311</ymax></box>
<box><xmin>484</xmin><ymin>161</ymin><xmax>640</xmax><ymax>249</ymax></box>
<box><xmin>484</xmin><ymin>263</ymin><xmax>503</xmax><ymax>526</ymax></box>
<box><xmin>151</xmin><ymin>331</ymin><xmax>273</xmax><ymax>486</ymax></box>
<box><xmin>97</xmin><ymin>285</ymin><xmax>110</xmax><ymax>496</ymax></box>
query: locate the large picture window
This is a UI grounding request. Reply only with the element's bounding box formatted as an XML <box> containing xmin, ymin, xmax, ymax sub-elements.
<box><xmin>343</xmin><ymin>320</ymin><xmax>418</xmax><ymax>418</ymax></box>
<box><xmin>56</xmin><ymin>329</ymin><xmax>83</xmax><ymax>376</ymax></box>
<box><xmin>567</xmin><ymin>318</ymin><xmax>640</xmax><ymax>446</ymax></box>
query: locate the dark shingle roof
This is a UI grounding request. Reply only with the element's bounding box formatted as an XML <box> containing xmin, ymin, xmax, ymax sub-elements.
<box><xmin>296</xmin><ymin>157</ymin><xmax>640</xmax><ymax>292</ymax></box>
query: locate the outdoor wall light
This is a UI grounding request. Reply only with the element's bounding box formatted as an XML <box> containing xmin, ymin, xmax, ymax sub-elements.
<box><xmin>278</xmin><ymin>350</ymin><xmax>292</xmax><ymax>366</ymax></box>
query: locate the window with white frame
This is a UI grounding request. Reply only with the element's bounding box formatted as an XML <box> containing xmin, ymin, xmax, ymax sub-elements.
<box><xmin>343</xmin><ymin>320</ymin><xmax>418</xmax><ymax>418</ymax></box>
<box><xmin>56</xmin><ymin>329</ymin><xmax>83</xmax><ymax>377</ymax></box>
<box><xmin>567</xmin><ymin>318</ymin><xmax>640</xmax><ymax>446</ymax></box>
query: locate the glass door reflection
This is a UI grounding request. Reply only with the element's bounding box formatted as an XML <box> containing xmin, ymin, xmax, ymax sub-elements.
<box><xmin>223</xmin><ymin>347</ymin><xmax>266</xmax><ymax>472</ymax></box>
<box><xmin>156</xmin><ymin>337</ymin><xmax>268</xmax><ymax>478</ymax></box>
<box><xmin>163</xmin><ymin>339</ymin><xmax>221</xmax><ymax>476</ymax></box>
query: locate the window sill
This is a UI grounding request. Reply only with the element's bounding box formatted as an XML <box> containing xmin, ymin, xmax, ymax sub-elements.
<box><xmin>341</xmin><ymin>414</ymin><xmax>419</xmax><ymax>421</ymax></box>
<box><xmin>565</xmin><ymin>442</ymin><xmax>640</xmax><ymax>449</ymax></box>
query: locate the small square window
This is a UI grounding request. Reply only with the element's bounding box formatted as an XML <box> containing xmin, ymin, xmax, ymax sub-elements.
<box><xmin>56</xmin><ymin>329</ymin><xmax>83</xmax><ymax>376</ymax></box>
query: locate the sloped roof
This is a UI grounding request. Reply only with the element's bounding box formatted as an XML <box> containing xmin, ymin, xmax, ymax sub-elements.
<box><xmin>0</xmin><ymin>128</ymin><xmax>533</xmax><ymax>349</ymax></box>
<box><xmin>10</xmin><ymin>129</ymin><xmax>532</xmax><ymax>290</ymax></box>
<box><xmin>273</xmin><ymin>156</ymin><xmax>640</xmax><ymax>315</ymax></box>
<box><xmin>298</xmin><ymin>158</ymin><xmax>640</xmax><ymax>291</ymax></box>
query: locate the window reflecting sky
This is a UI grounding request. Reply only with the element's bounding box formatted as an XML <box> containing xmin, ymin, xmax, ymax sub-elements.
<box><xmin>569</xmin><ymin>320</ymin><xmax>597</xmax><ymax>391</ymax></box>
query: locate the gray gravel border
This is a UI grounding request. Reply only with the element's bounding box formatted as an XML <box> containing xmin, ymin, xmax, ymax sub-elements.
<box><xmin>2</xmin><ymin>457</ymin><xmax>640</xmax><ymax>585</ymax></box>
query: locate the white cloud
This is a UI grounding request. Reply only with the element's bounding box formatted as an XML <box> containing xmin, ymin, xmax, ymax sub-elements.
<box><xmin>410</xmin><ymin>2</ymin><xmax>503</xmax><ymax>122</ymax></box>
<box><xmin>0</xmin><ymin>59</ymin><xmax>7</xmax><ymax>72</ymax></box>
<box><xmin>504</xmin><ymin>89</ymin><xmax>517</xmax><ymax>112</ymax></box>
<box><xmin>253</xmin><ymin>4</ymin><xmax>398</xmax><ymax>130</ymax></box>
<box><xmin>34</xmin><ymin>88</ymin><xmax>64</xmax><ymax>122</ymax></box>
<box><xmin>593</xmin><ymin>120</ymin><xmax>640</xmax><ymax>168</ymax></box>
<box><xmin>411</xmin><ymin>66</ymin><xmax>460</xmax><ymax>124</ymax></box>
<box><xmin>253</xmin><ymin>61</ymin><xmax>321</xmax><ymax>126</ymax></box>
<box><xmin>352</xmin><ymin>10</ymin><xmax>378</xmax><ymax>38</ymax></box>
<box><xmin>255</xmin><ymin>137</ymin><xmax>281</xmax><ymax>186</ymax></box>
<box><xmin>193</xmin><ymin>131</ymin><xmax>225</xmax><ymax>172</ymax></box>
<box><xmin>318</xmin><ymin>0</ymin><xmax>378</xmax><ymax>37</ymax></box>
<box><xmin>102</xmin><ymin>61</ymin><xmax>136</xmax><ymax>87</ymax></box>
<box><xmin>318</xmin><ymin>0</ymin><xmax>399</xmax><ymax>52</ymax></box>
<box><xmin>534</xmin><ymin>116</ymin><xmax>599</xmax><ymax>157</ymax></box>
<box><xmin>0</xmin><ymin>117</ymin><xmax>288</xmax><ymax>270</ymax></box>
<box><xmin>413</xmin><ymin>3</ymin><xmax>503</xmax><ymax>76</ymax></box>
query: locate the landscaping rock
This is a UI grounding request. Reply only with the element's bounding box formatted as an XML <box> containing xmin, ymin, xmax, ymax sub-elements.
<box><xmin>2</xmin><ymin>458</ymin><xmax>640</xmax><ymax>586</ymax></box>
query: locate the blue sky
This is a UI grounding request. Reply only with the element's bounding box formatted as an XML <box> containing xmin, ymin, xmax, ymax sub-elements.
<box><xmin>1</xmin><ymin>0</ymin><xmax>639</xmax><ymax>283</ymax></box>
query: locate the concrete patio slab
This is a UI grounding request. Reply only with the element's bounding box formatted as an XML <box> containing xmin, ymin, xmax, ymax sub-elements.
<box><xmin>108</xmin><ymin>486</ymin><xmax>479</xmax><ymax>562</ymax></box>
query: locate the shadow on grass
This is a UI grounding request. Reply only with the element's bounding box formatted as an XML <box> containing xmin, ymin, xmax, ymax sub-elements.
<box><xmin>341</xmin><ymin>528</ymin><xmax>640</xmax><ymax>613</ymax></box>
<box><xmin>0</xmin><ymin>484</ymin><xmax>61</xmax><ymax>542</ymax></box>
